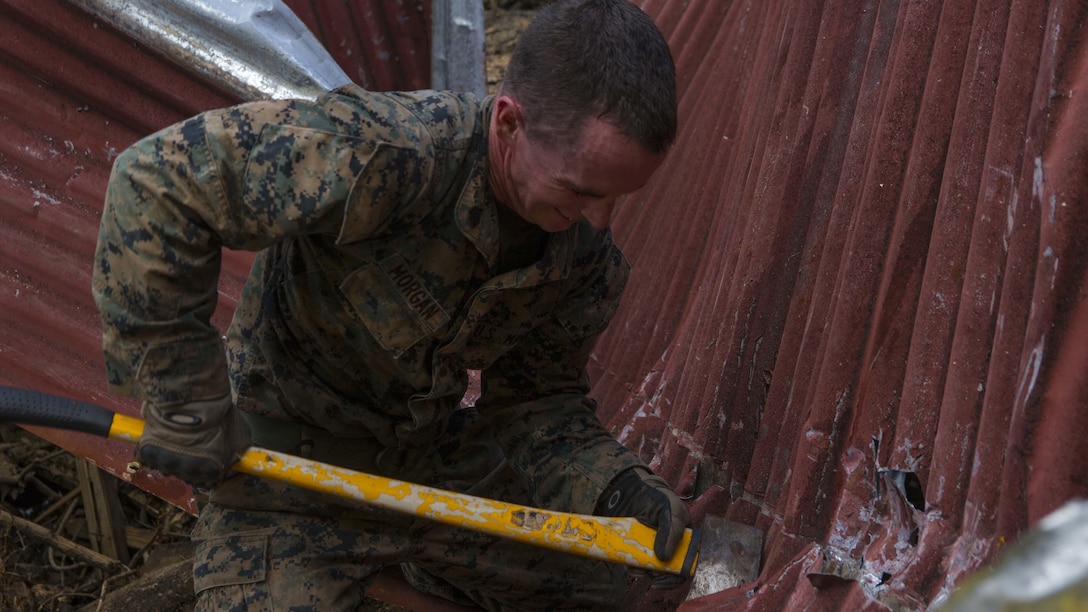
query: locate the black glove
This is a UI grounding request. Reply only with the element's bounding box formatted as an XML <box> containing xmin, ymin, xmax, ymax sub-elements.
<box><xmin>136</xmin><ymin>395</ymin><xmax>251</xmax><ymax>489</ymax></box>
<box><xmin>596</xmin><ymin>467</ymin><xmax>691</xmax><ymax>560</ymax></box>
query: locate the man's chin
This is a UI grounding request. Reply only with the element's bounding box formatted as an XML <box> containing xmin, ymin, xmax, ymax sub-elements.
<box><xmin>538</xmin><ymin>218</ymin><xmax>574</xmax><ymax>233</ymax></box>
<box><xmin>538</xmin><ymin>210</ymin><xmax>577</xmax><ymax>232</ymax></box>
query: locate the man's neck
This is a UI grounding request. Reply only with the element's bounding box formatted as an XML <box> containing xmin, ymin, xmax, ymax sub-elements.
<box><xmin>495</xmin><ymin>200</ymin><xmax>547</xmax><ymax>273</ymax></box>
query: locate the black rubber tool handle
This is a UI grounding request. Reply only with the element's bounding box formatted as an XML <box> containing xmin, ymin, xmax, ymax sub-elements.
<box><xmin>0</xmin><ymin>386</ymin><xmax>115</xmax><ymax>438</ymax></box>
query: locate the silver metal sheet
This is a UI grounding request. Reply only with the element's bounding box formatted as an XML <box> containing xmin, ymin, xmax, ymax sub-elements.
<box><xmin>69</xmin><ymin>0</ymin><xmax>352</xmax><ymax>101</ymax></box>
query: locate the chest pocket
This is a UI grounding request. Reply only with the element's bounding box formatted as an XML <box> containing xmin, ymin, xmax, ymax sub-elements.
<box><xmin>340</xmin><ymin>254</ymin><xmax>450</xmax><ymax>358</ymax></box>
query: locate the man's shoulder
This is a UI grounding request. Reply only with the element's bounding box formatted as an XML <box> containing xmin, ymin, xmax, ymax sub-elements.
<box><xmin>319</xmin><ymin>86</ymin><xmax>484</xmax><ymax>149</ymax></box>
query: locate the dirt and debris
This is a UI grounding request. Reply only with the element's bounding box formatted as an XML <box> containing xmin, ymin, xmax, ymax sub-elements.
<box><xmin>0</xmin><ymin>423</ymin><xmax>198</xmax><ymax>611</ymax></box>
<box><xmin>484</xmin><ymin>7</ymin><xmax>536</xmax><ymax>94</ymax></box>
<box><xmin>0</xmin><ymin>425</ymin><xmax>407</xmax><ymax>611</ymax></box>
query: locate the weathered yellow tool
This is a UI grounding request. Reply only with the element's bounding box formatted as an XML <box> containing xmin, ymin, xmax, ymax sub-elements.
<box><xmin>0</xmin><ymin>385</ymin><xmax>762</xmax><ymax>591</ymax></box>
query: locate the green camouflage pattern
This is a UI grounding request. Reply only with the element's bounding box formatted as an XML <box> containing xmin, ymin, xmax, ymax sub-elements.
<box><xmin>192</xmin><ymin>486</ymin><xmax>628</xmax><ymax>611</ymax></box>
<box><xmin>93</xmin><ymin>85</ymin><xmax>649</xmax><ymax>606</ymax></box>
<box><xmin>192</xmin><ymin>408</ymin><xmax>629</xmax><ymax>611</ymax></box>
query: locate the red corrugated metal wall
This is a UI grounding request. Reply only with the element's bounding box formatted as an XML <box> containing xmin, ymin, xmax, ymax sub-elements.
<box><xmin>0</xmin><ymin>0</ymin><xmax>429</xmax><ymax>512</ymax></box>
<box><xmin>594</xmin><ymin>0</ymin><xmax>1088</xmax><ymax>609</ymax></box>
<box><xmin>287</xmin><ymin>0</ymin><xmax>431</xmax><ymax>91</ymax></box>
<box><xmin>4</xmin><ymin>0</ymin><xmax>1087</xmax><ymax>609</ymax></box>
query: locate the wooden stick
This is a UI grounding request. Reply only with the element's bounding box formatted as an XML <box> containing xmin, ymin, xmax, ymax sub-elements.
<box><xmin>0</xmin><ymin>509</ymin><xmax>123</xmax><ymax>573</ymax></box>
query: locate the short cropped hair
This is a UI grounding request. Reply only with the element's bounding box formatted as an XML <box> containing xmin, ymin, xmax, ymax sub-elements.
<box><xmin>500</xmin><ymin>0</ymin><xmax>677</xmax><ymax>154</ymax></box>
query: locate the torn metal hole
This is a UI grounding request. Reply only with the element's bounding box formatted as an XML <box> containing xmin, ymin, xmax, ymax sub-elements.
<box><xmin>880</xmin><ymin>469</ymin><xmax>926</xmax><ymax>511</ymax></box>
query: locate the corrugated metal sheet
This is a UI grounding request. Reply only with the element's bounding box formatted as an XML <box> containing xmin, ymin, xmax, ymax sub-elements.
<box><xmin>0</xmin><ymin>0</ymin><xmax>452</xmax><ymax>608</ymax></box>
<box><xmin>68</xmin><ymin>0</ymin><xmax>353</xmax><ymax>102</ymax></box>
<box><xmin>594</xmin><ymin>0</ymin><xmax>1088</xmax><ymax>609</ymax></box>
<box><xmin>0</xmin><ymin>0</ymin><xmax>244</xmax><ymax>513</ymax></box>
<box><xmin>4</xmin><ymin>0</ymin><xmax>1086</xmax><ymax>609</ymax></box>
<box><xmin>286</xmin><ymin>0</ymin><xmax>431</xmax><ymax>92</ymax></box>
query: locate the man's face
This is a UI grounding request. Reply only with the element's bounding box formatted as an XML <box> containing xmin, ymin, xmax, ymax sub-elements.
<box><xmin>491</xmin><ymin>99</ymin><xmax>666</xmax><ymax>232</ymax></box>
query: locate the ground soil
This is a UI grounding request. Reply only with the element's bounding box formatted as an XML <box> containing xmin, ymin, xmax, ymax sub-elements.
<box><xmin>0</xmin><ymin>423</ymin><xmax>198</xmax><ymax>612</ymax></box>
<box><xmin>0</xmin><ymin>7</ymin><xmax>540</xmax><ymax>612</ymax></box>
<box><xmin>484</xmin><ymin>6</ymin><xmax>537</xmax><ymax>94</ymax></box>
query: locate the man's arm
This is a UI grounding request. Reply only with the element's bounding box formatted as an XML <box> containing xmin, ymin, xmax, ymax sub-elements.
<box><xmin>477</xmin><ymin>240</ymin><xmax>691</xmax><ymax>560</ymax></box>
<box><xmin>92</xmin><ymin>96</ymin><xmax>429</xmax><ymax>485</ymax></box>
<box><xmin>477</xmin><ymin>324</ymin><xmax>641</xmax><ymax>512</ymax></box>
<box><xmin>479</xmin><ymin>317</ymin><xmax>691</xmax><ymax>561</ymax></box>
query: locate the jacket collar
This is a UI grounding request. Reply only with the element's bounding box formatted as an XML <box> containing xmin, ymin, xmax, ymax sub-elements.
<box><xmin>453</xmin><ymin>96</ymin><xmax>584</xmax><ymax>288</ymax></box>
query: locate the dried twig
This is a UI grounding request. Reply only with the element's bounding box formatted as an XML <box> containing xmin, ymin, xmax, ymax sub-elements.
<box><xmin>0</xmin><ymin>509</ymin><xmax>123</xmax><ymax>573</ymax></box>
<box><xmin>48</xmin><ymin>546</ymin><xmax>87</xmax><ymax>571</ymax></box>
<box><xmin>33</xmin><ymin>486</ymin><xmax>81</xmax><ymax>523</ymax></box>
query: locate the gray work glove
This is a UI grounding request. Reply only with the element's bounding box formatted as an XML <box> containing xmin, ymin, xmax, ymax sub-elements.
<box><xmin>596</xmin><ymin>466</ymin><xmax>691</xmax><ymax>561</ymax></box>
<box><xmin>136</xmin><ymin>395</ymin><xmax>251</xmax><ymax>490</ymax></box>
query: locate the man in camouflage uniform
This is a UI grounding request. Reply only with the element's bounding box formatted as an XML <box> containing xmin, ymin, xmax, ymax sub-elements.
<box><xmin>92</xmin><ymin>0</ymin><xmax>688</xmax><ymax>609</ymax></box>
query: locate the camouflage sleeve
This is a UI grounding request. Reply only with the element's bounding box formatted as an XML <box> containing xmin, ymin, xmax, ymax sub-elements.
<box><xmin>92</xmin><ymin>99</ymin><xmax>429</xmax><ymax>405</ymax></box>
<box><xmin>477</xmin><ymin>243</ymin><xmax>645</xmax><ymax>515</ymax></box>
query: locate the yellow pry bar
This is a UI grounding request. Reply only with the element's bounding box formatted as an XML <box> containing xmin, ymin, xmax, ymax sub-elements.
<box><xmin>108</xmin><ymin>413</ymin><xmax>699</xmax><ymax>576</ymax></box>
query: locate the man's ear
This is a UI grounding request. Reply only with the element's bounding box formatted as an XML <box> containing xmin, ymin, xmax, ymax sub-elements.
<box><xmin>493</xmin><ymin>95</ymin><xmax>523</xmax><ymax>143</ymax></box>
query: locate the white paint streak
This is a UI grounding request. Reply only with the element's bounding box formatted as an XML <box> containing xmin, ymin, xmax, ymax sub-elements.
<box><xmin>1043</xmin><ymin>247</ymin><xmax>1060</xmax><ymax>290</ymax></box>
<box><xmin>31</xmin><ymin>189</ymin><xmax>60</xmax><ymax>206</ymax></box>
<box><xmin>1015</xmin><ymin>337</ymin><xmax>1044</xmax><ymax>413</ymax></box>
<box><xmin>1004</xmin><ymin>189</ymin><xmax>1018</xmax><ymax>251</ymax></box>
<box><xmin>1032</xmin><ymin>156</ymin><xmax>1044</xmax><ymax>200</ymax></box>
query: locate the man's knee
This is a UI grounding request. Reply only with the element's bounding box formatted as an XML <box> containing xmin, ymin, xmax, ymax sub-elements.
<box><xmin>192</xmin><ymin>506</ymin><xmax>395</xmax><ymax>611</ymax></box>
<box><xmin>401</xmin><ymin>553</ymin><xmax>628</xmax><ymax>611</ymax></box>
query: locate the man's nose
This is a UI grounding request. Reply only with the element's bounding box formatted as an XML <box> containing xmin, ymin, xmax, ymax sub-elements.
<box><xmin>581</xmin><ymin>199</ymin><xmax>616</xmax><ymax>229</ymax></box>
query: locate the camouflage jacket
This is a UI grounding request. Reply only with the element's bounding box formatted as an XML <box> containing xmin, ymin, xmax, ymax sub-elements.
<box><xmin>92</xmin><ymin>86</ymin><xmax>643</xmax><ymax>512</ymax></box>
